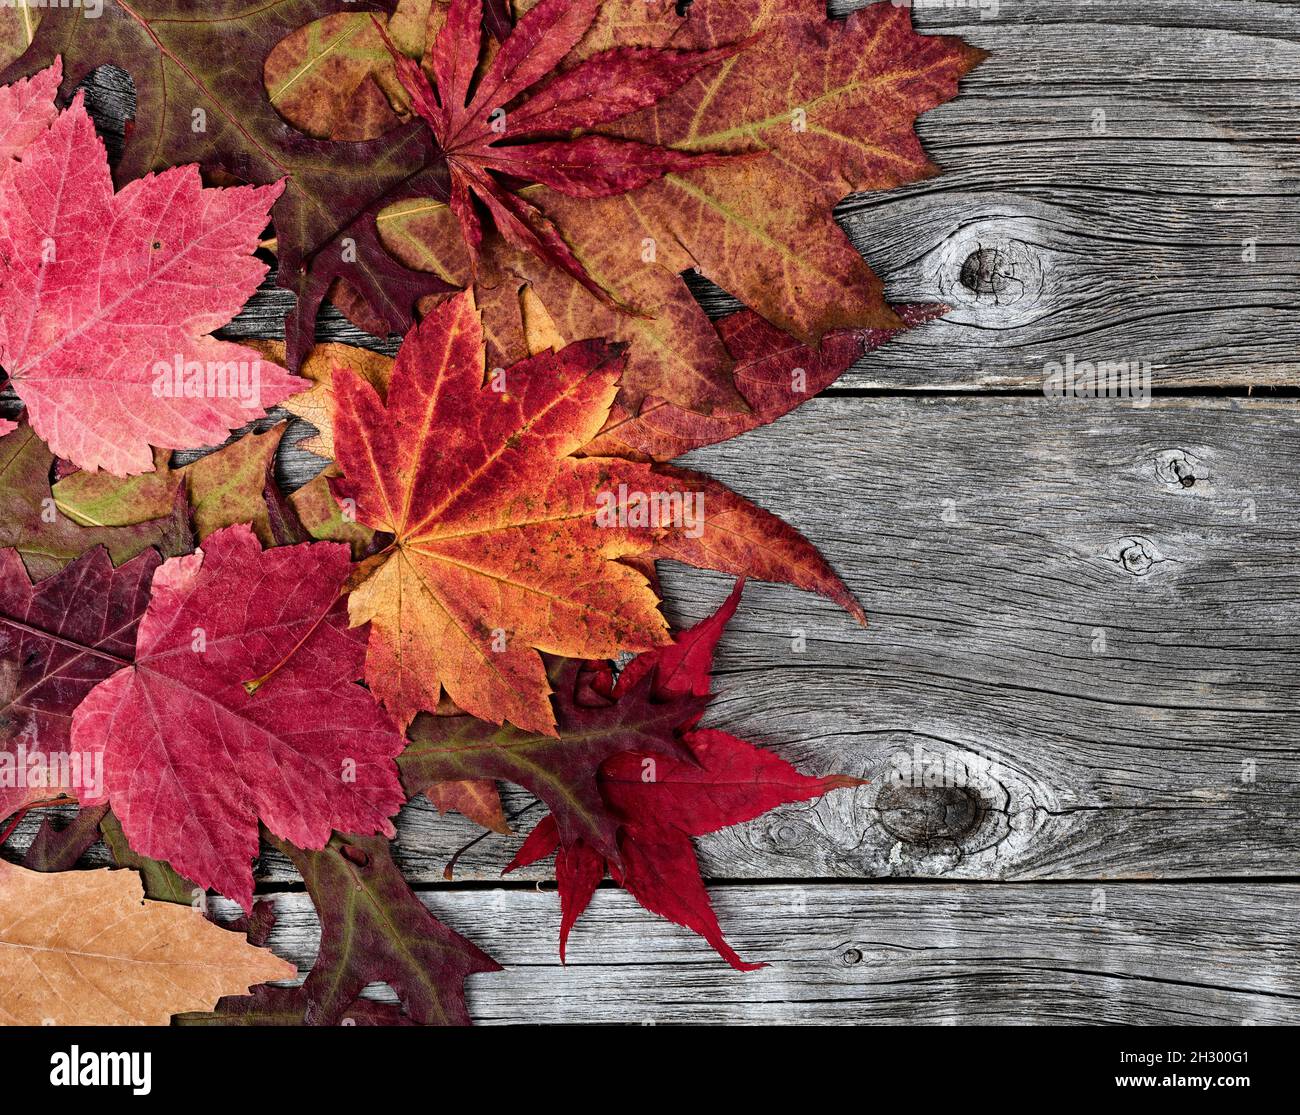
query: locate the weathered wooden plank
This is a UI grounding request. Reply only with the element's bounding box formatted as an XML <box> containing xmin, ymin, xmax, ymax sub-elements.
<box><xmin>822</xmin><ymin>1</ymin><xmax>1300</xmax><ymax>388</ymax></box>
<box><xmin>211</xmin><ymin>882</ymin><xmax>1300</xmax><ymax>1024</ymax></box>
<box><xmin>647</xmin><ymin>393</ymin><xmax>1300</xmax><ymax>881</ymax></box>
<box><xmin>13</xmin><ymin>393</ymin><xmax>1293</xmax><ymax>887</ymax></box>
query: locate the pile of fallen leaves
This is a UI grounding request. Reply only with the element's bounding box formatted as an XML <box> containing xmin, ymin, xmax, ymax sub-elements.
<box><xmin>0</xmin><ymin>1</ymin><xmax>977</xmax><ymax>1024</ymax></box>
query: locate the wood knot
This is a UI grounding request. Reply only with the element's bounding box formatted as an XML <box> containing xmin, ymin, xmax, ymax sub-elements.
<box><xmin>1102</xmin><ymin>536</ymin><xmax>1172</xmax><ymax>578</ymax></box>
<box><xmin>926</xmin><ymin>213</ymin><xmax>1052</xmax><ymax>329</ymax></box>
<box><xmin>1154</xmin><ymin>449</ymin><xmax>1207</xmax><ymax>491</ymax></box>
<box><xmin>875</xmin><ymin>782</ymin><xmax>985</xmax><ymax>845</ymax></box>
<box><xmin>841</xmin><ymin>948</ymin><xmax>863</xmax><ymax>966</ymax></box>
<box><xmin>959</xmin><ymin>247</ymin><xmax>1020</xmax><ymax>300</ymax></box>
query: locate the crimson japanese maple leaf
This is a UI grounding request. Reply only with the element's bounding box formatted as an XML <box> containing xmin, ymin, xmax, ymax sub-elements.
<box><xmin>0</xmin><ymin>545</ymin><xmax>159</xmax><ymax>824</ymax></box>
<box><xmin>0</xmin><ymin>61</ymin><xmax>304</xmax><ymax>476</ymax></box>
<box><xmin>70</xmin><ymin>525</ymin><xmax>408</xmax><ymax>911</ymax></box>
<box><xmin>498</xmin><ymin>581</ymin><xmax>865</xmax><ymax>969</ymax></box>
<box><xmin>403</xmin><ymin>655</ymin><xmax>705</xmax><ymax>863</ymax></box>
<box><xmin>377</xmin><ymin>0</ymin><xmax>747</xmax><ymax>306</ymax></box>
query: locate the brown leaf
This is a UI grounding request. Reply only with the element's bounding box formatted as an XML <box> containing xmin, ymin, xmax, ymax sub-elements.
<box><xmin>0</xmin><ymin>861</ymin><xmax>294</xmax><ymax>1025</ymax></box>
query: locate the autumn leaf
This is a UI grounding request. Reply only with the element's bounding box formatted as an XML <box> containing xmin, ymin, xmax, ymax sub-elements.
<box><xmin>427</xmin><ymin>779</ymin><xmax>509</xmax><ymax>834</ymax></box>
<box><xmin>0</xmin><ymin>545</ymin><xmax>159</xmax><ymax>825</ymax></box>
<box><xmin>53</xmin><ymin>423</ymin><xmax>293</xmax><ymax>546</ymax></box>
<box><xmin>70</xmin><ymin>525</ymin><xmax>408</xmax><ymax>911</ymax></box>
<box><xmin>331</xmin><ymin>290</ymin><xmax>670</xmax><ymax>734</ymax></box>
<box><xmin>99</xmin><ymin>810</ymin><xmax>200</xmax><ymax>906</ymax></box>
<box><xmin>16</xmin><ymin>804</ymin><xmax>109</xmax><ymax>874</ymax></box>
<box><xmin>0</xmin><ymin>860</ymin><xmax>294</xmax><ymax>1025</ymax></box>
<box><xmin>177</xmin><ymin>984</ymin><xmax>417</xmax><ymax>1026</ymax></box>
<box><xmin>499</xmin><ymin>582</ymin><xmax>865</xmax><ymax>968</ymax></box>
<box><xmin>332</xmin><ymin>290</ymin><xmax>861</xmax><ymax>735</ymax></box>
<box><xmin>214</xmin><ymin>833</ymin><xmax>500</xmax><ymax>1026</ymax></box>
<box><xmin>402</xmin><ymin>579</ymin><xmax>735</xmax><ymax>865</ymax></box>
<box><xmin>0</xmin><ymin>4</ymin><xmax>41</xmax><ymax>72</ymax></box>
<box><xmin>0</xmin><ymin>53</ymin><xmax>57</xmax><ymax>178</ymax></box>
<box><xmin>251</xmin><ymin>339</ymin><xmax>398</xmax><ymax>463</ymax></box>
<box><xmin>0</xmin><ymin>420</ymin><xmax>191</xmax><ymax>581</ymax></box>
<box><xmin>375</xmin><ymin>0</ymin><xmax>747</xmax><ymax>308</ymax></box>
<box><xmin>379</xmin><ymin>0</ymin><xmax>982</xmax><ymax>414</ymax></box>
<box><xmin>0</xmin><ymin>63</ymin><xmax>305</xmax><ymax>476</ymax></box>
<box><xmin>585</xmin><ymin>303</ymin><xmax>945</xmax><ymax>461</ymax></box>
<box><xmin>404</xmin><ymin>655</ymin><xmax>705</xmax><ymax>863</ymax></box>
<box><xmin>288</xmin><ymin>473</ymin><xmax>377</xmax><ymax>557</ymax></box>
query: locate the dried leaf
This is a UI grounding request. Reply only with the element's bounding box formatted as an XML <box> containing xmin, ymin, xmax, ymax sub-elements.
<box><xmin>53</xmin><ymin>424</ymin><xmax>291</xmax><ymax>546</ymax></box>
<box><xmin>0</xmin><ymin>64</ymin><xmax>303</xmax><ymax>474</ymax></box>
<box><xmin>71</xmin><ymin>525</ymin><xmax>407</xmax><ymax>911</ymax></box>
<box><xmin>381</xmin><ymin>0</ymin><xmax>979</xmax><ymax>414</ymax></box>
<box><xmin>0</xmin><ymin>545</ymin><xmax>159</xmax><ymax>823</ymax></box>
<box><xmin>0</xmin><ymin>421</ymin><xmax>191</xmax><ymax>581</ymax></box>
<box><xmin>0</xmin><ymin>860</ymin><xmax>294</xmax><ymax>1025</ymax></box>
<box><xmin>267</xmin><ymin>833</ymin><xmax>500</xmax><ymax>1025</ymax></box>
<box><xmin>503</xmin><ymin>583</ymin><xmax>864</xmax><ymax>967</ymax></box>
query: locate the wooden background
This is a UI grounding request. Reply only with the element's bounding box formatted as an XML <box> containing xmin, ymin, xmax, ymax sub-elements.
<box><xmin>11</xmin><ymin>0</ymin><xmax>1300</xmax><ymax>1023</ymax></box>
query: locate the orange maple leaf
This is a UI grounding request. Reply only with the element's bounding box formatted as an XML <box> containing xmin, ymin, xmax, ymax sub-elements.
<box><xmin>332</xmin><ymin>290</ymin><xmax>864</xmax><ymax>735</ymax></box>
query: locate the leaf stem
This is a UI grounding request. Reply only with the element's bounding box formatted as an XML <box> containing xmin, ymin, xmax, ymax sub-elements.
<box><xmin>443</xmin><ymin>797</ymin><xmax>541</xmax><ymax>880</ymax></box>
<box><xmin>242</xmin><ymin>602</ymin><xmax>334</xmax><ymax>695</ymax></box>
<box><xmin>242</xmin><ymin>543</ymin><xmax>397</xmax><ymax>695</ymax></box>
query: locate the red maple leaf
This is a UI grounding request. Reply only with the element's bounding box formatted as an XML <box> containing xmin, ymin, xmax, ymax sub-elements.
<box><xmin>377</xmin><ymin>0</ymin><xmax>748</xmax><ymax>306</ymax></box>
<box><xmin>0</xmin><ymin>61</ymin><xmax>304</xmax><ymax>475</ymax></box>
<box><xmin>70</xmin><ymin>525</ymin><xmax>408</xmax><ymax>910</ymax></box>
<box><xmin>411</xmin><ymin>580</ymin><xmax>864</xmax><ymax>967</ymax></box>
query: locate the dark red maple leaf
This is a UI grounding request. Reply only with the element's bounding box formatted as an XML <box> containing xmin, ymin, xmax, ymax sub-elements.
<box><xmin>164</xmin><ymin>829</ymin><xmax>501</xmax><ymax>1026</ymax></box>
<box><xmin>377</xmin><ymin>0</ymin><xmax>749</xmax><ymax>306</ymax></box>
<box><xmin>403</xmin><ymin>655</ymin><xmax>707</xmax><ymax>865</ymax></box>
<box><xmin>70</xmin><ymin>525</ymin><xmax>408</xmax><ymax>911</ymax></box>
<box><xmin>501</xmin><ymin>580</ymin><xmax>865</xmax><ymax>969</ymax></box>
<box><xmin>585</xmin><ymin>303</ymin><xmax>948</xmax><ymax>461</ymax></box>
<box><xmin>177</xmin><ymin>985</ymin><xmax>417</xmax><ymax>1027</ymax></box>
<box><xmin>0</xmin><ymin>545</ymin><xmax>159</xmax><ymax>824</ymax></box>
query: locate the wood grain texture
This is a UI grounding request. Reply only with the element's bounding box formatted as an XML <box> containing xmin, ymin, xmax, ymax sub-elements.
<box><xmin>208</xmin><ymin>882</ymin><xmax>1300</xmax><ymax>1024</ymax></box>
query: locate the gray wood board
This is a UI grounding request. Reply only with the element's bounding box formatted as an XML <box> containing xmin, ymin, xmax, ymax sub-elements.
<box><xmin>9</xmin><ymin>394</ymin><xmax>1298</xmax><ymax>890</ymax></box>
<box><xmin>207</xmin><ymin>882</ymin><xmax>1300</xmax><ymax>1024</ymax></box>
